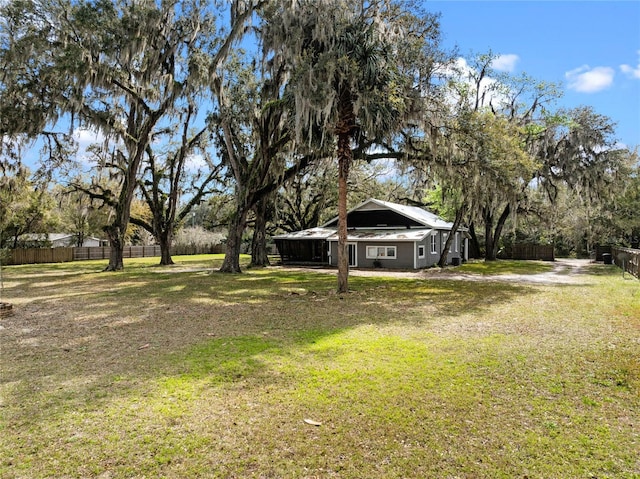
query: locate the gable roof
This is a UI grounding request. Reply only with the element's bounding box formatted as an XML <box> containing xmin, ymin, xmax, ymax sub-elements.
<box><xmin>322</xmin><ymin>198</ymin><xmax>455</xmax><ymax>230</ymax></box>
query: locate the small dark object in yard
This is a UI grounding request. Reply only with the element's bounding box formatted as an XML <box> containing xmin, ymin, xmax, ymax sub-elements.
<box><xmin>602</xmin><ymin>253</ymin><xmax>613</xmax><ymax>265</ymax></box>
<box><xmin>0</xmin><ymin>302</ymin><xmax>13</xmax><ymax>318</ymax></box>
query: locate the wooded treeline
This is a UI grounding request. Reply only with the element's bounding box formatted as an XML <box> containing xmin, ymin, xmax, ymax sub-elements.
<box><xmin>1</xmin><ymin>0</ymin><xmax>638</xmax><ymax>292</ymax></box>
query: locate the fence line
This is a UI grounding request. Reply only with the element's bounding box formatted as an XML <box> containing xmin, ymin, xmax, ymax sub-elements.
<box><xmin>612</xmin><ymin>247</ymin><xmax>640</xmax><ymax>279</ymax></box>
<box><xmin>501</xmin><ymin>244</ymin><xmax>555</xmax><ymax>261</ymax></box>
<box><xmin>5</xmin><ymin>247</ymin><xmax>74</xmax><ymax>265</ymax></box>
<box><xmin>5</xmin><ymin>244</ymin><xmax>225</xmax><ymax>266</ymax></box>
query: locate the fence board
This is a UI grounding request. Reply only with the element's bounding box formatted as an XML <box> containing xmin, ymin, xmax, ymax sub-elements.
<box><xmin>612</xmin><ymin>247</ymin><xmax>640</xmax><ymax>279</ymax></box>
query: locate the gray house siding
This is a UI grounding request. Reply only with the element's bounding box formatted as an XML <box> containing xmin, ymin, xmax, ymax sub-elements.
<box><xmin>326</xmin><ymin>232</ymin><xmax>462</xmax><ymax>270</ymax></box>
<box><xmin>427</xmin><ymin>232</ymin><xmax>440</xmax><ymax>267</ymax></box>
<box><xmin>441</xmin><ymin>231</ymin><xmax>462</xmax><ymax>264</ymax></box>
<box><xmin>425</xmin><ymin>231</ymin><xmax>463</xmax><ymax>267</ymax></box>
<box><xmin>415</xmin><ymin>238</ymin><xmax>429</xmax><ymax>269</ymax></box>
<box><xmin>329</xmin><ymin>241</ymin><xmax>418</xmax><ymax>269</ymax></box>
<box><xmin>362</xmin><ymin>242</ymin><xmax>415</xmax><ymax>269</ymax></box>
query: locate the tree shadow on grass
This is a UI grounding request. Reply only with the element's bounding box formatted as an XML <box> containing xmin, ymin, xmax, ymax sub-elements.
<box><xmin>1</xmin><ymin>264</ymin><xmax>543</xmax><ymax>447</ymax></box>
<box><xmin>6</xmin><ymin>261</ymin><xmax>637</xmax><ymax>478</ymax></box>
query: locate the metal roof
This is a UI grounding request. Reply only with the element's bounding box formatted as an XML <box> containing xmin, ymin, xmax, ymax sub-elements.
<box><xmin>274</xmin><ymin>227</ymin><xmax>433</xmax><ymax>242</ymax></box>
<box><xmin>275</xmin><ymin>198</ymin><xmax>466</xmax><ymax>242</ymax></box>
<box><xmin>322</xmin><ymin>198</ymin><xmax>457</xmax><ymax>230</ymax></box>
<box><xmin>328</xmin><ymin>229</ymin><xmax>433</xmax><ymax>242</ymax></box>
<box><xmin>273</xmin><ymin>227</ymin><xmax>336</xmax><ymax>240</ymax></box>
<box><xmin>370</xmin><ymin>199</ymin><xmax>454</xmax><ymax>229</ymax></box>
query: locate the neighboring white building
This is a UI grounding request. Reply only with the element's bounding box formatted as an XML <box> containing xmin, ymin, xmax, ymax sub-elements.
<box><xmin>48</xmin><ymin>233</ymin><xmax>107</xmax><ymax>247</ymax></box>
<box><xmin>23</xmin><ymin>233</ymin><xmax>108</xmax><ymax>247</ymax></box>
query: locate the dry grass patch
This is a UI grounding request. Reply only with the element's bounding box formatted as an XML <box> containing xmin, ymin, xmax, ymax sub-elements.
<box><xmin>0</xmin><ymin>256</ymin><xmax>638</xmax><ymax>478</ymax></box>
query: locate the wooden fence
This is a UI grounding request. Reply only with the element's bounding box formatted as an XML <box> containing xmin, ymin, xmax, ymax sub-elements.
<box><xmin>501</xmin><ymin>244</ymin><xmax>555</xmax><ymax>261</ymax></box>
<box><xmin>5</xmin><ymin>247</ymin><xmax>74</xmax><ymax>265</ymax></box>
<box><xmin>4</xmin><ymin>244</ymin><xmax>225</xmax><ymax>265</ymax></box>
<box><xmin>612</xmin><ymin>247</ymin><xmax>640</xmax><ymax>279</ymax></box>
<box><xmin>73</xmin><ymin>245</ymin><xmax>163</xmax><ymax>261</ymax></box>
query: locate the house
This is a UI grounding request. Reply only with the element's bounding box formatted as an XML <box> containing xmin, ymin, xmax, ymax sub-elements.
<box><xmin>274</xmin><ymin>198</ymin><xmax>468</xmax><ymax>269</ymax></box>
<box><xmin>22</xmin><ymin>233</ymin><xmax>108</xmax><ymax>248</ymax></box>
<box><xmin>48</xmin><ymin>233</ymin><xmax>107</xmax><ymax>247</ymax></box>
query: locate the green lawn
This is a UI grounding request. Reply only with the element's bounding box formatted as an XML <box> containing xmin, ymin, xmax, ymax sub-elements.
<box><xmin>1</xmin><ymin>257</ymin><xmax>638</xmax><ymax>478</ymax></box>
<box><xmin>457</xmin><ymin>258</ymin><xmax>554</xmax><ymax>275</ymax></box>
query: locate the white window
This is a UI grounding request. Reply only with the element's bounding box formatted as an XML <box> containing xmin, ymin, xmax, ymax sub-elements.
<box><xmin>418</xmin><ymin>245</ymin><xmax>425</xmax><ymax>258</ymax></box>
<box><xmin>366</xmin><ymin>245</ymin><xmax>397</xmax><ymax>259</ymax></box>
<box><xmin>454</xmin><ymin>232</ymin><xmax>459</xmax><ymax>253</ymax></box>
<box><xmin>430</xmin><ymin>234</ymin><xmax>437</xmax><ymax>254</ymax></box>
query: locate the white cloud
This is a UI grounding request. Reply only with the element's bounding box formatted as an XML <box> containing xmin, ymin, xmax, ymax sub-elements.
<box><xmin>491</xmin><ymin>54</ymin><xmax>519</xmax><ymax>73</ymax></box>
<box><xmin>73</xmin><ymin>128</ymin><xmax>102</xmax><ymax>149</ymax></box>
<box><xmin>620</xmin><ymin>50</ymin><xmax>640</xmax><ymax>79</ymax></box>
<box><xmin>185</xmin><ymin>153</ymin><xmax>207</xmax><ymax>172</ymax></box>
<box><xmin>437</xmin><ymin>57</ymin><xmax>512</xmax><ymax>111</ymax></box>
<box><xmin>565</xmin><ymin>65</ymin><xmax>615</xmax><ymax>93</ymax></box>
<box><xmin>72</xmin><ymin>128</ymin><xmax>113</xmax><ymax>166</ymax></box>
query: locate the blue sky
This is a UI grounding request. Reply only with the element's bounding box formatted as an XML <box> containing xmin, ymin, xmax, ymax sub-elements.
<box><xmin>427</xmin><ymin>0</ymin><xmax>640</xmax><ymax>149</ymax></box>
<box><xmin>17</xmin><ymin>1</ymin><xmax>640</xmax><ymax>171</ymax></box>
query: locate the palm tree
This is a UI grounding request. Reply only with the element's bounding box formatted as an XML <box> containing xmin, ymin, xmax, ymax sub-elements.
<box><xmin>263</xmin><ymin>0</ymin><xmax>440</xmax><ymax>292</ymax></box>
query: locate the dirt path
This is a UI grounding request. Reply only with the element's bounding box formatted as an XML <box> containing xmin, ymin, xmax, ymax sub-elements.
<box><xmin>279</xmin><ymin>258</ymin><xmax>595</xmax><ymax>285</ymax></box>
<box><xmin>452</xmin><ymin>258</ymin><xmax>592</xmax><ymax>285</ymax></box>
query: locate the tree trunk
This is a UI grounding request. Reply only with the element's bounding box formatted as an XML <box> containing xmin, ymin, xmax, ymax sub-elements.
<box><xmin>158</xmin><ymin>229</ymin><xmax>174</xmax><ymax>266</ymax></box>
<box><xmin>484</xmin><ymin>204</ymin><xmax>510</xmax><ymax>261</ymax></box>
<box><xmin>220</xmin><ymin>209</ymin><xmax>248</xmax><ymax>273</ymax></box>
<box><xmin>438</xmin><ymin>208</ymin><xmax>464</xmax><ymax>268</ymax></box>
<box><xmin>335</xmin><ymin>85</ymin><xmax>356</xmax><ymax>294</ymax></box>
<box><xmin>491</xmin><ymin>204</ymin><xmax>511</xmax><ymax>260</ymax></box>
<box><xmin>250</xmin><ymin>197</ymin><xmax>270</xmax><ymax>268</ymax></box>
<box><xmin>484</xmin><ymin>210</ymin><xmax>495</xmax><ymax>261</ymax></box>
<box><xmin>336</xmin><ymin>131</ymin><xmax>351</xmax><ymax>294</ymax></box>
<box><xmin>104</xmin><ymin>226</ymin><xmax>125</xmax><ymax>271</ymax></box>
<box><xmin>103</xmin><ymin>145</ymin><xmax>143</xmax><ymax>271</ymax></box>
<box><xmin>468</xmin><ymin>222</ymin><xmax>481</xmax><ymax>259</ymax></box>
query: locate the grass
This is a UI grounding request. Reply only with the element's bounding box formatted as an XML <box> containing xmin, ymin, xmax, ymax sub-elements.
<box><xmin>457</xmin><ymin>258</ymin><xmax>555</xmax><ymax>275</ymax></box>
<box><xmin>1</xmin><ymin>256</ymin><xmax>638</xmax><ymax>478</ymax></box>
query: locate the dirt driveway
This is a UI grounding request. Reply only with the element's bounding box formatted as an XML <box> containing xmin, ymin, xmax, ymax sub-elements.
<box><xmin>281</xmin><ymin>258</ymin><xmax>596</xmax><ymax>285</ymax></box>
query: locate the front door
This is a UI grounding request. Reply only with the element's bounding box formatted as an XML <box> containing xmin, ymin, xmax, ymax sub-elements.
<box><xmin>348</xmin><ymin>243</ymin><xmax>357</xmax><ymax>267</ymax></box>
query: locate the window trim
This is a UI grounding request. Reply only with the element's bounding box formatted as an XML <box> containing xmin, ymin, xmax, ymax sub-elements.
<box><xmin>366</xmin><ymin>245</ymin><xmax>397</xmax><ymax>260</ymax></box>
<box><xmin>418</xmin><ymin>244</ymin><xmax>425</xmax><ymax>259</ymax></box>
<box><xmin>430</xmin><ymin>234</ymin><xmax>437</xmax><ymax>254</ymax></box>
